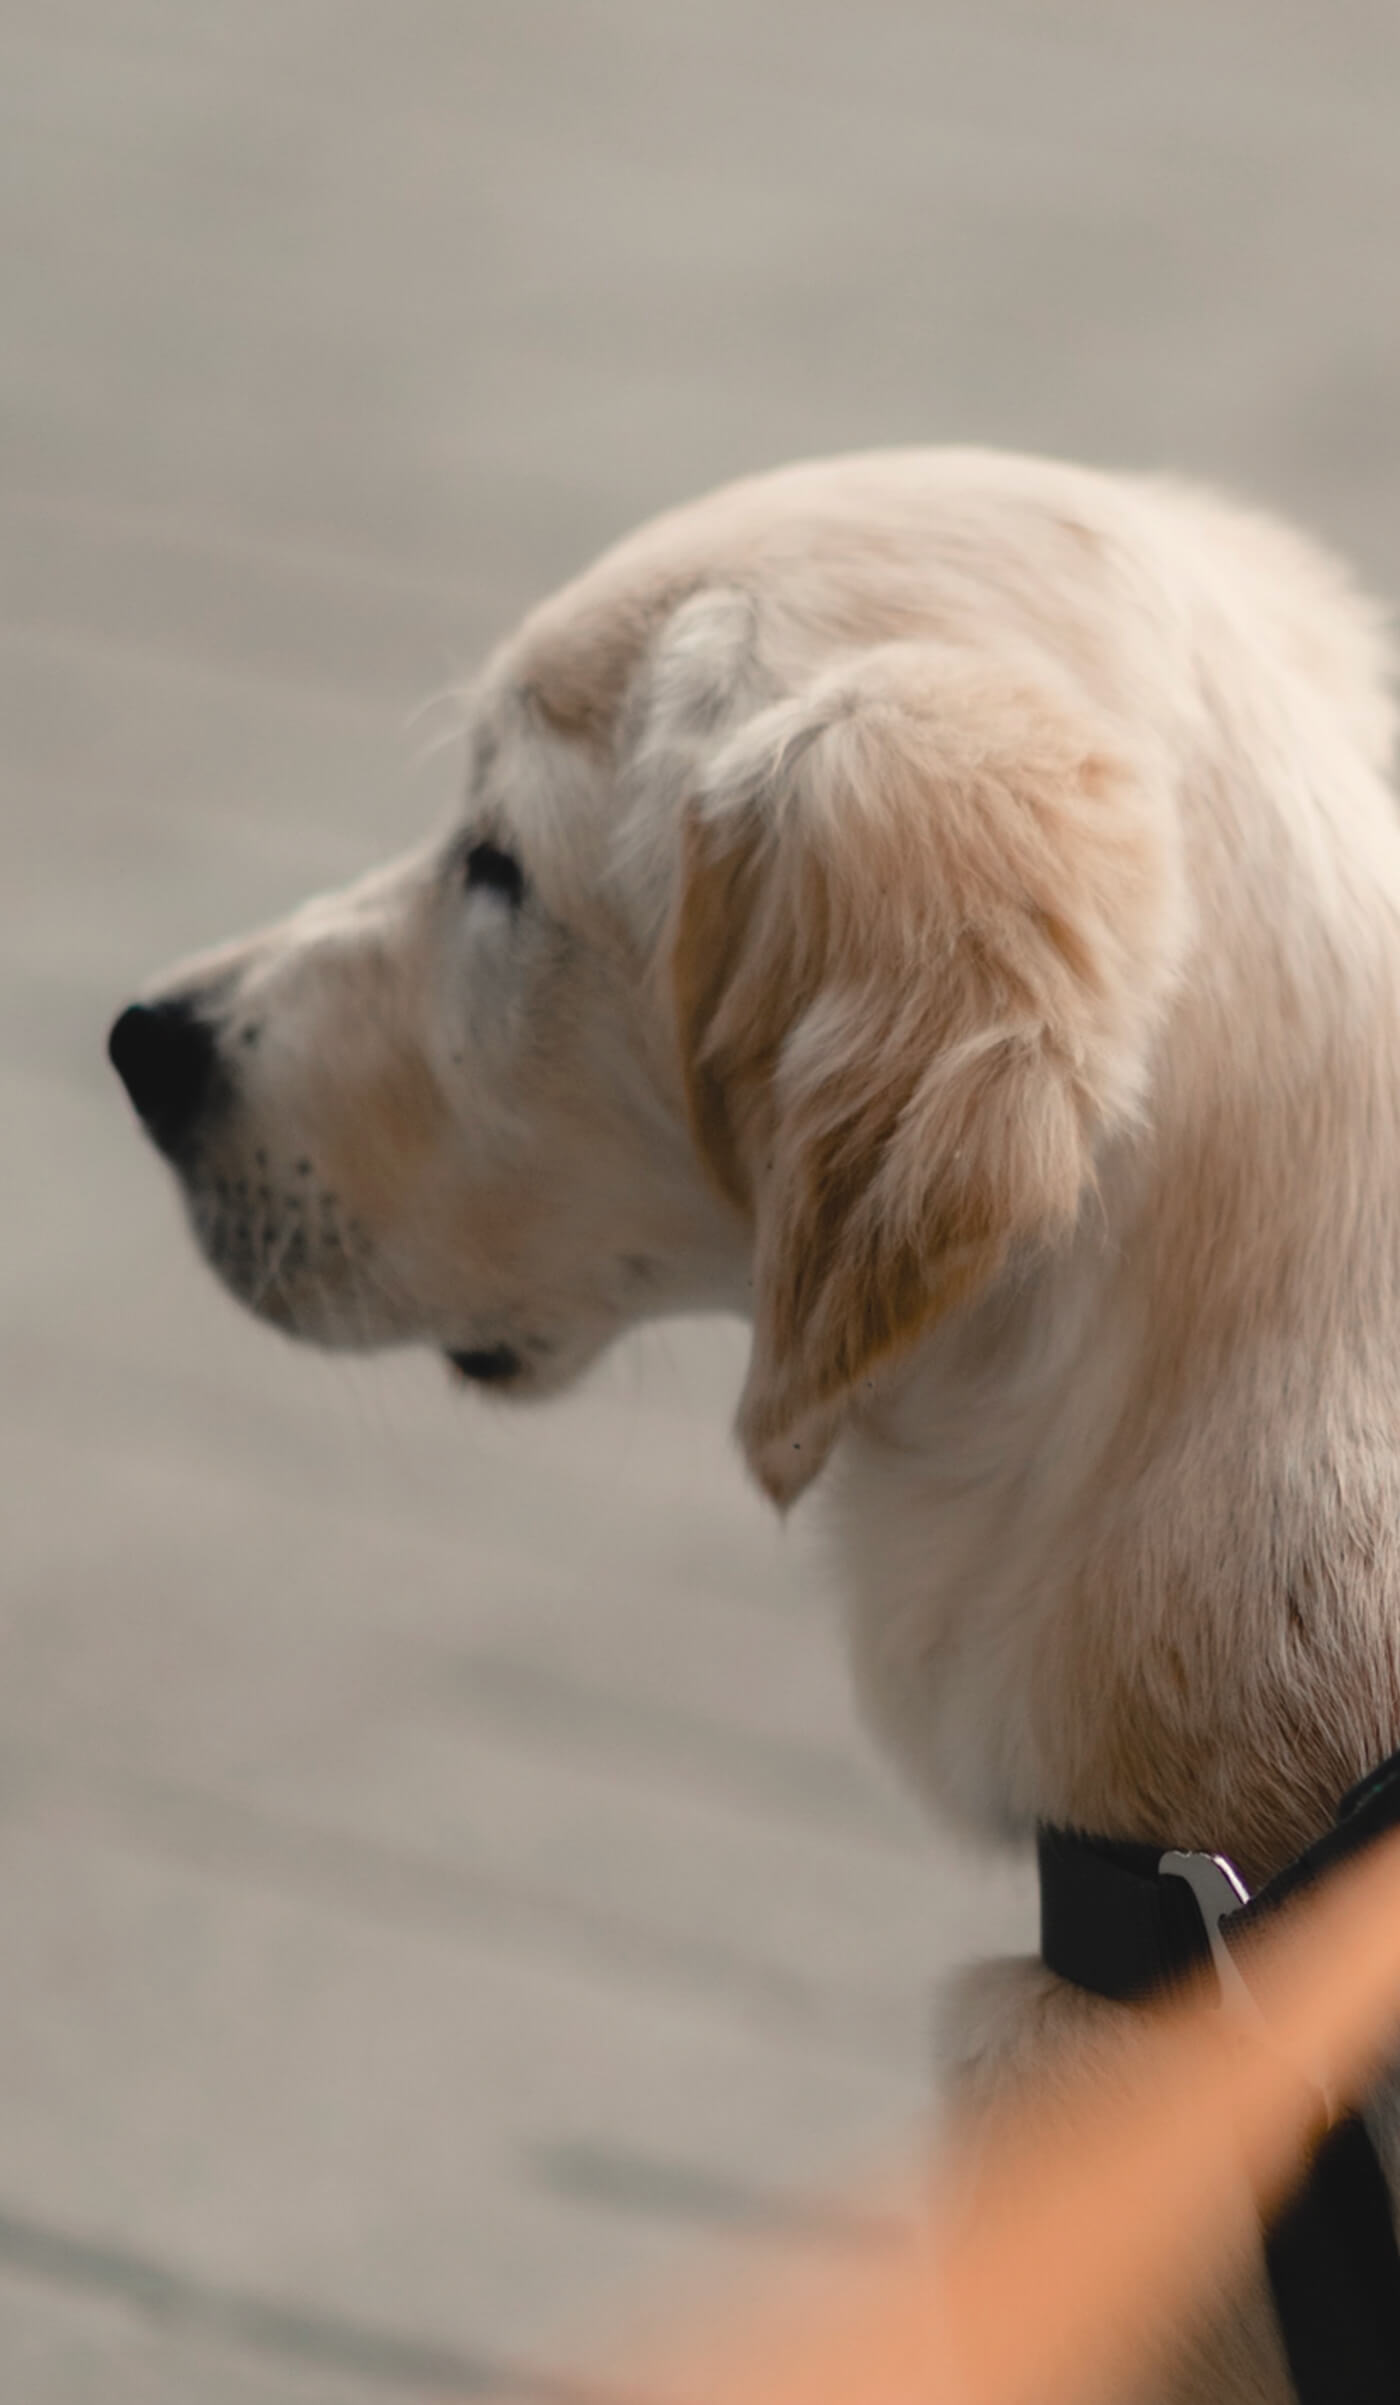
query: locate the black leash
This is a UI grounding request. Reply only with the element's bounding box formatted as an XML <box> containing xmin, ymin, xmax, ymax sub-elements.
<box><xmin>1038</xmin><ymin>1747</ymin><xmax>1400</xmax><ymax>2404</ymax></box>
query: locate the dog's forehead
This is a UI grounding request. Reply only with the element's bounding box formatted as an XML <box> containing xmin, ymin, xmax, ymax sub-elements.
<box><xmin>511</xmin><ymin>569</ymin><xmax>686</xmax><ymax>751</ymax></box>
<box><xmin>495</xmin><ymin>463</ymin><xmax>829</xmax><ymax>746</ymax></box>
<box><xmin>458</xmin><ymin>668</ymin><xmax>619</xmax><ymax>919</ymax></box>
<box><xmin>461</xmin><ymin>455</ymin><xmax>953</xmax><ymax>919</ymax></box>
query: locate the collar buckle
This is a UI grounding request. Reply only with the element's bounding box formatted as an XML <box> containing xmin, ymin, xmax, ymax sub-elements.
<box><xmin>1157</xmin><ymin>1848</ymin><xmax>1262</xmax><ymax>2020</ymax></box>
<box><xmin>1160</xmin><ymin>1847</ymin><xmax>1339</xmax><ymax>2124</ymax></box>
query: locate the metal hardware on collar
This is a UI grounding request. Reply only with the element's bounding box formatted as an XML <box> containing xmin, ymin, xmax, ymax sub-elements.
<box><xmin>1159</xmin><ymin>1848</ymin><xmax>1336</xmax><ymax>2115</ymax></box>
<box><xmin>1157</xmin><ymin>1848</ymin><xmax>1260</xmax><ymax>2020</ymax></box>
<box><xmin>1039</xmin><ymin>1750</ymin><xmax>1400</xmax><ymax>2405</ymax></box>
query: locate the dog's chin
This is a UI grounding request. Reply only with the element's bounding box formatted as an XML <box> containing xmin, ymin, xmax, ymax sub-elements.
<box><xmin>177</xmin><ymin>1150</ymin><xmax>414</xmax><ymax>1349</ymax></box>
<box><xmin>214</xmin><ymin>1266</ymin><xmax>403</xmax><ymax>1351</ymax></box>
<box><xmin>185</xmin><ymin>1206</ymin><xmax>410</xmax><ymax>1352</ymax></box>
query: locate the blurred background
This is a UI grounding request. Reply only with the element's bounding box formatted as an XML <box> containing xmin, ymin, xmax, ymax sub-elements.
<box><xmin>5</xmin><ymin>5</ymin><xmax>1400</xmax><ymax>2400</ymax></box>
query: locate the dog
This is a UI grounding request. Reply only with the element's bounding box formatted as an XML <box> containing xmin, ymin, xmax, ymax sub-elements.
<box><xmin>110</xmin><ymin>449</ymin><xmax>1400</xmax><ymax>2400</ymax></box>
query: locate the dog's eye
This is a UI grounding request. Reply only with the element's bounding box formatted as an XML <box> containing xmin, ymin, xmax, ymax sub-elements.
<box><xmin>463</xmin><ymin>839</ymin><xmax>525</xmax><ymax>908</ymax></box>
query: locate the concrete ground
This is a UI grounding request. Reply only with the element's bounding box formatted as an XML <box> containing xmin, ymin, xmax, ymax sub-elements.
<box><xmin>4</xmin><ymin>5</ymin><xmax>1400</xmax><ymax>2398</ymax></box>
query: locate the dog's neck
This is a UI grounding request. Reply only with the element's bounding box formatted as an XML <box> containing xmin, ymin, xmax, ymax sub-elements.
<box><xmin>826</xmin><ymin>1205</ymin><xmax>1139</xmax><ymax>1848</ymax></box>
<box><xmin>822</xmin><ymin>1081</ymin><xmax>1400</xmax><ymax>1887</ymax></box>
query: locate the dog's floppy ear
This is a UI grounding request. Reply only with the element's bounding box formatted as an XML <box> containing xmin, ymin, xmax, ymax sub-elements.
<box><xmin>668</xmin><ymin>641</ymin><xmax>1179</xmax><ymax>1503</ymax></box>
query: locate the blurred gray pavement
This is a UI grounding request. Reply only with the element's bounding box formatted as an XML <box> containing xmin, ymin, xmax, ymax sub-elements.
<box><xmin>5</xmin><ymin>5</ymin><xmax>1400</xmax><ymax>2398</ymax></box>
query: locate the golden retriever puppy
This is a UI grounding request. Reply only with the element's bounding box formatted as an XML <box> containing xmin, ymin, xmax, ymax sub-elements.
<box><xmin>110</xmin><ymin>451</ymin><xmax>1400</xmax><ymax>2401</ymax></box>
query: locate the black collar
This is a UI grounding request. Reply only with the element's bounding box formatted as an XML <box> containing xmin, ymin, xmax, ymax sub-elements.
<box><xmin>1038</xmin><ymin>1746</ymin><xmax>1400</xmax><ymax>2405</ymax></box>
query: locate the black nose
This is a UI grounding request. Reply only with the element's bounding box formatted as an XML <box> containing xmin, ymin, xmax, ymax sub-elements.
<box><xmin>108</xmin><ymin>998</ymin><xmax>221</xmax><ymax>1158</ymax></box>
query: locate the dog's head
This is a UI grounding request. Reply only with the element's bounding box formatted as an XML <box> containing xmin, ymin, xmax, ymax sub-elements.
<box><xmin>110</xmin><ymin>469</ymin><xmax>1177</xmax><ymax>1502</ymax></box>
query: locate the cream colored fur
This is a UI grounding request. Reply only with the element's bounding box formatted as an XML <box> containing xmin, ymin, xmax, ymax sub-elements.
<box><xmin>129</xmin><ymin>451</ymin><xmax>1400</xmax><ymax>2401</ymax></box>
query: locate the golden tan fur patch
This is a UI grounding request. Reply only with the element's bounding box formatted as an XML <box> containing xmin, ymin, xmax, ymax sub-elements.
<box><xmin>669</xmin><ymin>642</ymin><xmax>1181</xmax><ymax>1498</ymax></box>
